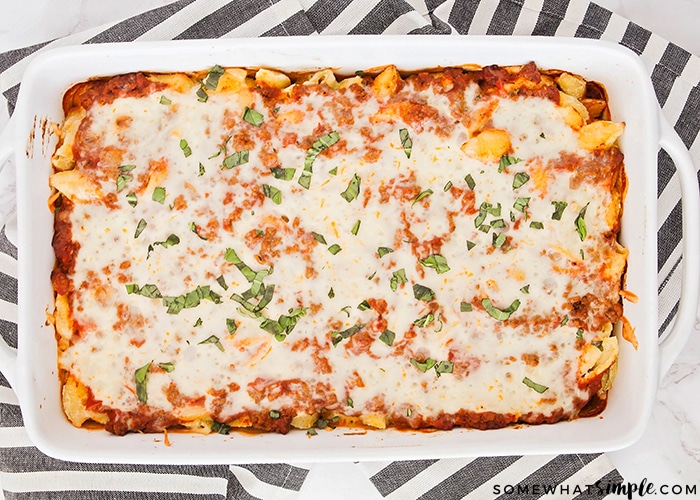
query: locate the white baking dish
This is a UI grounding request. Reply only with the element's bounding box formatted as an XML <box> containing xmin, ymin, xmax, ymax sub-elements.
<box><xmin>0</xmin><ymin>36</ymin><xmax>697</xmax><ymax>464</ymax></box>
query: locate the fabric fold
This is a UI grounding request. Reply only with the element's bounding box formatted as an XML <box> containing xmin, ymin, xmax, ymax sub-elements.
<box><xmin>0</xmin><ymin>0</ymin><xmax>698</xmax><ymax>498</ymax></box>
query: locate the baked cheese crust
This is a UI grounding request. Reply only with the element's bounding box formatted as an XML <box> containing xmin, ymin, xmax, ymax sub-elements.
<box><xmin>50</xmin><ymin>63</ymin><xmax>628</xmax><ymax>436</ymax></box>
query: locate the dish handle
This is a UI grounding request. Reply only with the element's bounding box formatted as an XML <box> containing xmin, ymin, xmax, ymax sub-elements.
<box><xmin>0</xmin><ymin>121</ymin><xmax>18</xmax><ymax>390</ymax></box>
<box><xmin>656</xmin><ymin>114</ymin><xmax>700</xmax><ymax>382</ymax></box>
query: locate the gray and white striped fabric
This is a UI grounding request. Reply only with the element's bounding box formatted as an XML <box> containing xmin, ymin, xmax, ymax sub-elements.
<box><xmin>0</xmin><ymin>0</ymin><xmax>697</xmax><ymax>498</ymax></box>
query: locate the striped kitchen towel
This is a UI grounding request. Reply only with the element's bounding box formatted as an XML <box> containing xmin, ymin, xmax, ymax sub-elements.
<box><xmin>0</xmin><ymin>0</ymin><xmax>698</xmax><ymax>498</ymax></box>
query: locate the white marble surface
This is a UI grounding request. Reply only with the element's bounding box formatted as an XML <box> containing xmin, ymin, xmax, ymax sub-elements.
<box><xmin>0</xmin><ymin>1</ymin><xmax>699</xmax><ymax>498</ymax></box>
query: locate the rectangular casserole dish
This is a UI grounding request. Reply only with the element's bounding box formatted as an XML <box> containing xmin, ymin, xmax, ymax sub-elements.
<box><xmin>1</xmin><ymin>35</ymin><xmax>698</xmax><ymax>464</ymax></box>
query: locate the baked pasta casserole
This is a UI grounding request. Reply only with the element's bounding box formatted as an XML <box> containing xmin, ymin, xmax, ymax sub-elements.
<box><xmin>49</xmin><ymin>62</ymin><xmax>630</xmax><ymax>436</ymax></box>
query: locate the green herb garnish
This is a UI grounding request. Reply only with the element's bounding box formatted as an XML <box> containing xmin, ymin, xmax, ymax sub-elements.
<box><xmin>513</xmin><ymin>172</ymin><xmax>530</xmax><ymax>189</ymax></box>
<box><xmin>412</xmin><ymin>283</ymin><xmax>435</xmax><ymax>302</ymax></box>
<box><xmin>390</xmin><ymin>269</ymin><xmax>408</xmax><ymax>291</ymax></box>
<box><xmin>340</xmin><ymin>174</ymin><xmax>361</xmax><ymax>203</ymax></box>
<box><xmin>481</xmin><ymin>297</ymin><xmax>520</xmax><ymax>320</ymax></box>
<box><xmin>134</xmin><ymin>362</ymin><xmax>151</xmax><ymax>404</ymax></box>
<box><xmin>152</xmin><ymin>186</ymin><xmax>166</xmax><ymax>204</ymax></box>
<box><xmin>262</xmin><ymin>184</ymin><xmax>282</xmax><ymax>205</ymax></box>
<box><xmin>379</xmin><ymin>329</ymin><xmax>395</xmax><ymax>346</ymax></box>
<box><xmin>499</xmin><ymin>155</ymin><xmax>522</xmax><ymax>173</ymax></box>
<box><xmin>242</xmin><ymin>107</ymin><xmax>264</xmax><ymax>126</ymax></box>
<box><xmin>522</xmin><ymin>377</ymin><xmax>548</xmax><ymax>393</ymax></box>
<box><xmin>179</xmin><ymin>139</ymin><xmax>192</xmax><ymax>157</ymax></box>
<box><xmin>551</xmin><ymin>201</ymin><xmax>568</xmax><ymax>220</ymax></box>
<box><xmin>399</xmin><ymin>128</ymin><xmax>412</xmax><ymax>158</ymax></box>
<box><xmin>419</xmin><ymin>254</ymin><xmax>450</xmax><ymax>274</ymax></box>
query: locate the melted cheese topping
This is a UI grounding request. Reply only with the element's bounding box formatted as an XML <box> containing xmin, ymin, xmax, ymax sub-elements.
<box><xmin>52</xmin><ymin>65</ymin><xmax>627</xmax><ymax>434</ymax></box>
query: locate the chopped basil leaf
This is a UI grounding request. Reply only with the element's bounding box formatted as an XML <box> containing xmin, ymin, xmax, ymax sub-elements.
<box><xmin>134</xmin><ymin>361</ymin><xmax>151</xmax><ymax>404</ymax></box>
<box><xmin>412</xmin><ymin>189</ymin><xmax>433</xmax><ymax>207</ymax></box>
<box><xmin>464</xmin><ymin>173</ymin><xmax>476</xmax><ymax>190</ymax></box>
<box><xmin>498</xmin><ymin>155</ymin><xmax>522</xmax><ymax>173</ymax></box>
<box><xmin>311</xmin><ymin>232</ymin><xmax>327</xmax><ymax>245</ymax></box>
<box><xmin>490</xmin><ymin>218</ymin><xmax>506</xmax><ymax>229</ymax></box>
<box><xmin>189</xmin><ymin>222</ymin><xmax>208</xmax><ymax>240</ymax></box>
<box><xmin>304</xmin><ymin>131</ymin><xmax>340</xmax><ymax>172</ymax></box>
<box><xmin>163</xmin><ymin>285</ymin><xmax>221</xmax><ymax>314</ymax></box>
<box><xmin>576</xmin><ymin>328</ymin><xmax>584</xmax><ymax>340</ymax></box>
<box><xmin>328</xmin><ymin>287</ymin><xmax>335</xmax><ymax>298</ymax></box>
<box><xmin>328</xmin><ymin>166</ymin><xmax>338</xmax><ymax>176</ymax></box>
<box><xmin>390</xmin><ymin>268</ymin><xmax>408</xmax><ymax>291</ymax></box>
<box><xmin>222</xmin><ymin>150</ymin><xmax>249</xmax><ymax>169</ymax></box>
<box><xmin>551</xmin><ymin>201</ymin><xmax>568</xmax><ymax>220</ymax></box>
<box><xmin>513</xmin><ymin>197</ymin><xmax>530</xmax><ymax>213</ymax></box>
<box><xmin>242</xmin><ymin>106</ymin><xmax>264</xmax><ymax>126</ymax></box>
<box><xmin>413</xmin><ymin>313</ymin><xmax>435</xmax><ymax>328</ymax></box>
<box><xmin>159</xmin><ymin>95</ymin><xmax>171</xmax><ymax>105</ymax></box>
<box><xmin>412</xmin><ymin>283</ymin><xmax>435</xmax><ymax>302</ymax></box>
<box><xmin>378</xmin><ymin>247</ymin><xmax>394</xmax><ymax>258</ymax></box>
<box><xmin>443</xmin><ymin>181</ymin><xmax>453</xmax><ymax>192</ymax></box>
<box><xmin>460</xmin><ymin>301</ymin><xmax>473</xmax><ymax>312</ymax></box>
<box><xmin>331</xmin><ymin>323</ymin><xmax>366</xmax><ymax>347</ymax></box>
<box><xmin>269</xmin><ymin>410</ymin><xmax>281</xmax><ymax>419</ymax></box>
<box><xmin>592</xmin><ymin>340</ymin><xmax>604</xmax><ymax>351</ymax></box>
<box><xmin>198</xmin><ymin>162</ymin><xmax>205</xmax><ymax>176</ymax></box>
<box><xmin>158</xmin><ymin>362</ymin><xmax>175</xmax><ymax>373</ymax></box>
<box><xmin>179</xmin><ymin>139</ymin><xmax>192</xmax><ymax>157</ymax></box>
<box><xmin>154</xmin><ymin>234</ymin><xmax>180</xmax><ymax>249</ymax></box>
<box><xmin>561</xmin><ymin>315</ymin><xmax>569</xmax><ymax>326</ymax></box>
<box><xmin>379</xmin><ymin>329</ymin><xmax>395</xmax><ymax>346</ymax></box>
<box><xmin>226</xmin><ymin>318</ymin><xmax>238</xmax><ymax>335</ymax></box>
<box><xmin>211</xmin><ymin>421</ymin><xmax>231</xmax><ymax>435</ymax></box>
<box><xmin>198</xmin><ymin>335</ymin><xmax>224</xmax><ymax>352</ymax></box>
<box><xmin>259</xmin><ymin>307</ymin><xmax>307</xmax><ymax>341</ymax></box>
<box><xmin>492</xmin><ymin>232</ymin><xmax>506</xmax><ymax>248</ymax></box>
<box><xmin>434</xmin><ymin>360</ymin><xmax>454</xmax><ymax>377</ymax></box>
<box><xmin>513</xmin><ymin>172</ymin><xmax>530</xmax><ymax>189</ymax></box>
<box><xmin>152</xmin><ymin>186</ymin><xmax>166</xmax><ymax>204</ymax></box>
<box><xmin>520</xmin><ymin>284</ymin><xmax>530</xmax><ymax>294</ymax></box>
<box><xmin>116</xmin><ymin>174</ymin><xmax>132</xmax><ymax>192</ymax></box>
<box><xmin>119</xmin><ymin>164</ymin><xmax>137</xmax><ymax>173</ymax></box>
<box><xmin>419</xmin><ymin>254</ymin><xmax>450</xmax><ymax>274</ymax></box>
<box><xmin>522</xmin><ymin>377</ymin><xmax>548</xmax><ymax>393</ymax></box>
<box><xmin>357</xmin><ymin>300</ymin><xmax>371</xmax><ymax>311</ymax></box>
<box><xmin>575</xmin><ymin>203</ymin><xmax>589</xmax><ymax>241</ymax></box>
<box><xmin>340</xmin><ymin>173</ymin><xmax>361</xmax><ymax>203</ymax></box>
<box><xmin>134</xmin><ymin>218</ymin><xmax>147</xmax><ymax>238</ymax></box>
<box><xmin>351</xmin><ymin>219</ymin><xmax>361</xmax><ymax>235</ymax></box>
<box><xmin>224</xmin><ymin>248</ymin><xmax>258</xmax><ymax>282</ymax></box>
<box><xmin>262</xmin><ymin>184</ymin><xmax>282</xmax><ymax>205</ymax></box>
<box><xmin>194</xmin><ymin>317</ymin><xmax>203</xmax><ymax>327</ymax></box>
<box><xmin>340</xmin><ymin>306</ymin><xmax>352</xmax><ymax>317</ymax></box>
<box><xmin>580</xmin><ymin>248</ymin><xmax>585</xmax><ymax>260</ymax></box>
<box><xmin>328</xmin><ymin>244</ymin><xmax>342</xmax><ymax>255</ymax></box>
<box><xmin>125</xmin><ymin>283</ymin><xmax>162</xmax><ymax>299</ymax></box>
<box><xmin>298</xmin><ymin>172</ymin><xmax>312</xmax><ymax>189</ymax></box>
<box><xmin>347</xmin><ymin>397</ymin><xmax>354</xmax><ymax>408</ymax></box>
<box><xmin>204</xmin><ymin>64</ymin><xmax>225</xmax><ymax>91</ymax></box>
<box><xmin>399</xmin><ymin>128</ymin><xmax>412</xmax><ymax>158</ymax></box>
<box><xmin>271</xmin><ymin>167</ymin><xmax>296</xmax><ymax>180</ymax></box>
<box><xmin>410</xmin><ymin>357</ymin><xmax>436</xmax><ymax>373</ymax></box>
<box><xmin>209</xmin><ymin>136</ymin><xmax>230</xmax><ymax>159</ymax></box>
<box><xmin>466</xmin><ymin>240</ymin><xmax>476</xmax><ymax>251</ymax></box>
<box><xmin>216</xmin><ymin>275</ymin><xmax>228</xmax><ymax>290</ymax></box>
<box><xmin>481</xmin><ymin>297</ymin><xmax>520</xmax><ymax>320</ymax></box>
<box><xmin>307</xmin><ymin>428</ymin><xmax>318</xmax><ymax>436</ymax></box>
<box><xmin>196</xmin><ymin>85</ymin><xmax>208</xmax><ymax>102</ymax></box>
<box><xmin>529</xmin><ymin>221</ymin><xmax>544</xmax><ymax>229</ymax></box>
<box><xmin>478</xmin><ymin>224</ymin><xmax>491</xmax><ymax>233</ymax></box>
<box><xmin>126</xmin><ymin>192</ymin><xmax>138</xmax><ymax>207</ymax></box>
<box><xmin>540</xmin><ymin>132</ymin><xmax>546</xmax><ymax>138</ymax></box>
